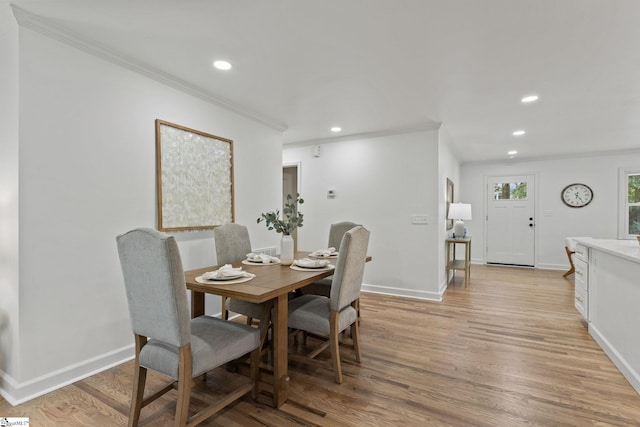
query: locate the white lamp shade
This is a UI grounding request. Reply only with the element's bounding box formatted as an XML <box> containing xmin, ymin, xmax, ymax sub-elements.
<box><xmin>447</xmin><ymin>203</ymin><xmax>472</xmax><ymax>221</ymax></box>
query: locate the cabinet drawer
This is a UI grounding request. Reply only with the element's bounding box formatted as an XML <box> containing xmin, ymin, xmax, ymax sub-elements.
<box><xmin>575</xmin><ymin>284</ymin><xmax>588</xmax><ymax>320</ymax></box>
<box><xmin>574</xmin><ymin>244</ymin><xmax>588</xmax><ymax>262</ymax></box>
<box><xmin>574</xmin><ymin>258</ymin><xmax>588</xmax><ymax>290</ymax></box>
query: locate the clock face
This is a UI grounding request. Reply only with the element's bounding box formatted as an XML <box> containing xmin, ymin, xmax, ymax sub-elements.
<box><xmin>561</xmin><ymin>183</ymin><xmax>593</xmax><ymax>208</ymax></box>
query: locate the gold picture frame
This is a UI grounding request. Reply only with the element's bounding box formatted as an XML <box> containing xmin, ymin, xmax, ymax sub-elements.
<box><xmin>446</xmin><ymin>178</ymin><xmax>454</xmax><ymax>230</ymax></box>
<box><xmin>155</xmin><ymin>119</ymin><xmax>234</xmax><ymax>231</ymax></box>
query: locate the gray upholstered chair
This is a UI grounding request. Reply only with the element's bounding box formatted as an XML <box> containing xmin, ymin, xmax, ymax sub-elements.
<box><xmin>116</xmin><ymin>228</ymin><xmax>260</xmax><ymax>427</ymax></box>
<box><xmin>288</xmin><ymin>225</ymin><xmax>370</xmax><ymax>384</ymax></box>
<box><xmin>214</xmin><ymin>224</ymin><xmax>272</xmax><ymax>347</ymax></box>
<box><xmin>300</xmin><ymin>221</ymin><xmax>361</xmax><ymax>298</ymax></box>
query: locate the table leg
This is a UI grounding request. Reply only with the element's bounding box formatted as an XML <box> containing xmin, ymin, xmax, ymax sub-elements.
<box><xmin>191</xmin><ymin>291</ymin><xmax>205</xmax><ymax>318</ymax></box>
<box><xmin>465</xmin><ymin>241</ymin><xmax>471</xmax><ymax>287</ymax></box>
<box><xmin>272</xmin><ymin>293</ymin><xmax>289</xmax><ymax>407</ymax></box>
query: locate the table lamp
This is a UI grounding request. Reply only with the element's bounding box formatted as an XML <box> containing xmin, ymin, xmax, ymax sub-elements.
<box><xmin>448</xmin><ymin>203</ymin><xmax>472</xmax><ymax>238</ymax></box>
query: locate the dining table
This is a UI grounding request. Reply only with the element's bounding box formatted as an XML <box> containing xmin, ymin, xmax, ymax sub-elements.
<box><xmin>184</xmin><ymin>251</ymin><xmax>343</xmax><ymax>408</ymax></box>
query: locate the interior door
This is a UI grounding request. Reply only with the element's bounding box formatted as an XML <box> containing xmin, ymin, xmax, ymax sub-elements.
<box><xmin>282</xmin><ymin>164</ymin><xmax>299</xmax><ymax>251</ymax></box>
<box><xmin>486</xmin><ymin>175</ymin><xmax>535</xmax><ymax>266</ymax></box>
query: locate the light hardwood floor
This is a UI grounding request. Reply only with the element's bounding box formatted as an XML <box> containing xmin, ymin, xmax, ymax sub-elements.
<box><xmin>2</xmin><ymin>265</ymin><xmax>640</xmax><ymax>426</ymax></box>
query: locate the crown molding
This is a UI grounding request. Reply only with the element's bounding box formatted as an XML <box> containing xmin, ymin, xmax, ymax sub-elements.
<box><xmin>10</xmin><ymin>5</ymin><xmax>287</xmax><ymax>132</ymax></box>
<box><xmin>285</xmin><ymin>122</ymin><xmax>441</xmax><ymax>147</ymax></box>
<box><xmin>461</xmin><ymin>146</ymin><xmax>640</xmax><ymax>166</ymax></box>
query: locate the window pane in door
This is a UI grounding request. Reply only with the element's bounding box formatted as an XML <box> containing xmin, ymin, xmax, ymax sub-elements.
<box><xmin>628</xmin><ymin>175</ymin><xmax>640</xmax><ymax>204</ymax></box>
<box><xmin>629</xmin><ymin>206</ymin><xmax>640</xmax><ymax>234</ymax></box>
<box><xmin>494</xmin><ymin>182</ymin><xmax>527</xmax><ymax>200</ymax></box>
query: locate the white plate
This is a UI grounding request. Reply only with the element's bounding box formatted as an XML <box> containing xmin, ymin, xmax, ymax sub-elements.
<box><xmin>242</xmin><ymin>259</ymin><xmax>281</xmax><ymax>265</ymax></box>
<box><xmin>205</xmin><ymin>274</ymin><xmax>244</xmax><ymax>281</ymax></box>
<box><xmin>195</xmin><ymin>274</ymin><xmax>255</xmax><ymax>285</ymax></box>
<box><xmin>290</xmin><ymin>264</ymin><xmax>335</xmax><ymax>272</ymax></box>
<box><xmin>309</xmin><ymin>253</ymin><xmax>338</xmax><ymax>259</ymax></box>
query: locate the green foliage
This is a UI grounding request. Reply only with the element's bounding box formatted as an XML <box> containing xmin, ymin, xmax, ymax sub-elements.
<box><xmin>628</xmin><ymin>174</ymin><xmax>640</xmax><ymax>204</ymax></box>
<box><xmin>493</xmin><ymin>182</ymin><xmax>527</xmax><ymax>200</ymax></box>
<box><xmin>257</xmin><ymin>193</ymin><xmax>304</xmax><ymax>235</ymax></box>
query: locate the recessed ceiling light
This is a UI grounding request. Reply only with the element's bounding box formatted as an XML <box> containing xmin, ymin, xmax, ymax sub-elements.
<box><xmin>521</xmin><ymin>95</ymin><xmax>539</xmax><ymax>103</ymax></box>
<box><xmin>508</xmin><ymin>150</ymin><xmax>518</xmax><ymax>155</ymax></box>
<box><xmin>331</xmin><ymin>127</ymin><xmax>342</xmax><ymax>132</ymax></box>
<box><xmin>213</xmin><ymin>60</ymin><xmax>232</xmax><ymax>70</ymax></box>
<box><xmin>513</xmin><ymin>130</ymin><xmax>526</xmax><ymax>136</ymax></box>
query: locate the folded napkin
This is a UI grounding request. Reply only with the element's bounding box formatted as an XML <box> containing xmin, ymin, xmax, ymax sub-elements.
<box><xmin>202</xmin><ymin>264</ymin><xmax>250</xmax><ymax>280</ymax></box>
<box><xmin>312</xmin><ymin>247</ymin><xmax>337</xmax><ymax>257</ymax></box>
<box><xmin>294</xmin><ymin>258</ymin><xmax>330</xmax><ymax>268</ymax></box>
<box><xmin>246</xmin><ymin>253</ymin><xmax>280</xmax><ymax>264</ymax></box>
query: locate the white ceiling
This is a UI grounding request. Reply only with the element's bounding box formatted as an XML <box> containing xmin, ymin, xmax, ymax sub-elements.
<box><xmin>9</xmin><ymin>0</ymin><xmax>640</xmax><ymax>163</ymax></box>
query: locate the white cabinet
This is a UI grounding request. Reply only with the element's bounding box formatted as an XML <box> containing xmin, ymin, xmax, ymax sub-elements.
<box><xmin>574</xmin><ymin>244</ymin><xmax>589</xmax><ymax>320</ymax></box>
<box><xmin>572</xmin><ymin>238</ymin><xmax>640</xmax><ymax>395</ymax></box>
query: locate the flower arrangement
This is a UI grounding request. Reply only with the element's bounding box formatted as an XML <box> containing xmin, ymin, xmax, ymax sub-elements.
<box><xmin>257</xmin><ymin>193</ymin><xmax>304</xmax><ymax>235</ymax></box>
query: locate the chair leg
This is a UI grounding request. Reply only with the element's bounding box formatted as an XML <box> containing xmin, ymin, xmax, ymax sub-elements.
<box><xmin>129</xmin><ymin>335</ymin><xmax>148</xmax><ymax>427</ymax></box>
<box><xmin>563</xmin><ymin>247</ymin><xmax>575</xmax><ymax>278</ymax></box>
<box><xmin>351</xmin><ymin>302</ymin><xmax>361</xmax><ymax>363</ymax></box>
<box><xmin>329</xmin><ymin>311</ymin><xmax>343</xmax><ymax>384</ymax></box>
<box><xmin>174</xmin><ymin>344</ymin><xmax>192</xmax><ymax>427</ymax></box>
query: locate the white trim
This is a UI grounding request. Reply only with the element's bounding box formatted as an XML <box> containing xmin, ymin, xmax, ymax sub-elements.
<box><xmin>362</xmin><ymin>284</ymin><xmax>444</xmax><ymax>302</ymax></box>
<box><xmin>618</xmin><ymin>167</ymin><xmax>640</xmax><ymax>239</ymax></box>
<box><xmin>463</xmin><ymin>147</ymin><xmax>640</xmax><ymax>166</ymax></box>
<box><xmin>0</xmin><ymin>344</ymin><xmax>134</xmax><ymax>406</ymax></box>
<box><xmin>285</xmin><ymin>122</ymin><xmax>441</xmax><ymax>147</ymax></box>
<box><xmin>589</xmin><ymin>324</ymin><xmax>640</xmax><ymax>395</ymax></box>
<box><xmin>10</xmin><ymin>5</ymin><xmax>287</xmax><ymax>132</ymax></box>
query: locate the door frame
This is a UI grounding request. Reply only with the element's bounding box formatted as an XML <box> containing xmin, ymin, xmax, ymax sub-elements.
<box><xmin>483</xmin><ymin>172</ymin><xmax>539</xmax><ymax>267</ymax></box>
<box><xmin>283</xmin><ymin>161</ymin><xmax>302</xmax><ymax>251</ymax></box>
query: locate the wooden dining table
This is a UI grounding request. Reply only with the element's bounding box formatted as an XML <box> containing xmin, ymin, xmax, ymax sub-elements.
<box><xmin>184</xmin><ymin>251</ymin><xmax>339</xmax><ymax>408</ymax></box>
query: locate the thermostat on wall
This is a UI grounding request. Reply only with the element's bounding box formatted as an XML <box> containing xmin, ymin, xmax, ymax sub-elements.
<box><xmin>327</xmin><ymin>188</ymin><xmax>336</xmax><ymax>199</ymax></box>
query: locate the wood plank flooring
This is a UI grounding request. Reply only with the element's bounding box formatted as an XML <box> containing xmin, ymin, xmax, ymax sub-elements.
<box><xmin>2</xmin><ymin>265</ymin><xmax>640</xmax><ymax>426</ymax></box>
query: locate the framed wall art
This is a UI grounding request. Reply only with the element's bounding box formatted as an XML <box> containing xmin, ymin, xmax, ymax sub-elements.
<box><xmin>155</xmin><ymin>119</ymin><xmax>234</xmax><ymax>231</ymax></box>
<box><xmin>446</xmin><ymin>178</ymin><xmax>454</xmax><ymax>230</ymax></box>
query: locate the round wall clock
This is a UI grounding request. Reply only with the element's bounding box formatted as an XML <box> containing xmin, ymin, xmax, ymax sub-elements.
<box><xmin>561</xmin><ymin>183</ymin><xmax>593</xmax><ymax>208</ymax></box>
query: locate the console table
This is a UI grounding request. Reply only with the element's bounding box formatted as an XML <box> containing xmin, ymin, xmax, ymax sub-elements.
<box><xmin>446</xmin><ymin>237</ymin><xmax>471</xmax><ymax>287</ymax></box>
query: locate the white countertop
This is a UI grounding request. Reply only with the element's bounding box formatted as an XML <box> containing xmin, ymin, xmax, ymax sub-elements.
<box><xmin>574</xmin><ymin>237</ymin><xmax>640</xmax><ymax>264</ymax></box>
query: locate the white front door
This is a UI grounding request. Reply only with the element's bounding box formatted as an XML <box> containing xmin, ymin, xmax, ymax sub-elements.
<box><xmin>486</xmin><ymin>175</ymin><xmax>535</xmax><ymax>266</ymax></box>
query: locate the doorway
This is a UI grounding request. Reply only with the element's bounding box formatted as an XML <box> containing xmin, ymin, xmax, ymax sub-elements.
<box><xmin>486</xmin><ymin>175</ymin><xmax>536</xmax><ymax>266</ymax></box>
<box><xmin>283</xmin><ymin>163</ymin><xmax>300</xmax><ymax>251</ymax></box>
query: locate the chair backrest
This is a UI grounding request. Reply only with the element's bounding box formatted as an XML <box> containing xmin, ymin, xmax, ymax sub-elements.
<box><xmin>116</xmin><ymin>228</ymin><xmax>191</xmax><ymax>347</ymax></box>
<box><xmin>214</xmin><ymin>223</ymin><xmax>252</xmax><ymax>265</ymax></box>
<box><xmin>328</xmin><ymin>221</ymin><xmax>361</xmax><ymax>249</ymax></box>
<box><xmin>330</xmin><ymin>226</ymin><xmax>370</xmax><ymax>312</ymax></box>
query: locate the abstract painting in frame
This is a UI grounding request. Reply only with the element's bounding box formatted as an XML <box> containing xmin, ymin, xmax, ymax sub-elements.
<box><xmin>156</xmin><ymin>119</ymin><xmax>234</xmax><ymax>231</ymax></box>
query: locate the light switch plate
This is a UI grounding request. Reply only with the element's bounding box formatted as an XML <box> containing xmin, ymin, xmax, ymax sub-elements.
<box><xmin>411</xmin><ymin>214</ymin><xmax>429</xmax><ymax>224</ymax></box>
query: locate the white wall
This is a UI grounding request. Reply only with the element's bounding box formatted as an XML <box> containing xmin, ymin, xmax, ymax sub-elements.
<box><xmin>1</xmin><ymin>19</ymin><xmax>283</xmax><ymax>404</ymax></box>
<box><xmin>0</xmin><ymin>3</ymin><xmax>20</xmax><ymax>389</ymax></box>
<box><xmin>460</xmin><ymin>151</ymin><xmax>640</xmax><ymax>269</ymax></box>
<box><xmin>283</xmin><ymin>129</ymin><xmax>444</xmax><ymax>300</ymax></box>
<box><xmin>437</xmin><ymin>127</ymin><xmax>461</xmax><ymax>288</ymax></box>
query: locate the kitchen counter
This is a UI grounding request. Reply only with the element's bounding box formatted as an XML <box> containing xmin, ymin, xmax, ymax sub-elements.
<box><xmin>571</xmin><ymin>237</ymin><xmax>640</xmax><ymax>395</ymax></box>
<box><xmin>574</xmin><ymin>237</ymin><xmax>640</xmax><ymax>264</ymax></box>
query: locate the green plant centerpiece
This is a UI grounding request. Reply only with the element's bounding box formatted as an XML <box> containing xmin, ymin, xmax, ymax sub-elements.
<box><xmin>256</xmin><ymin>193</ymin><xmax>304</xmax><ymax>235</ymax></box>
<box><xmin>257</xmin><ymin>193</ymin><xmax>304</xmax><ymax>265</ymax></box>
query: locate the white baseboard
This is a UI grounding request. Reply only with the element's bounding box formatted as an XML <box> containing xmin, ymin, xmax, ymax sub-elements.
<box><xmin>536</xmin><ymin>263</ymin><xmax>570</xmax><ymax>271</ymax></box>
<box><xmin>361</xmin><ymin>283</ymin><xmax>444</xmax><ymax>302</ymax></box>
<box><xmin>589</xmin><ymin>324</ymin><xmax>640</xmax><ymax>395</ymax></box>
<box><xmin>0</xmin><ymin>344</ymin><xmax>134</xmax><ymax>406</ymax></box>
